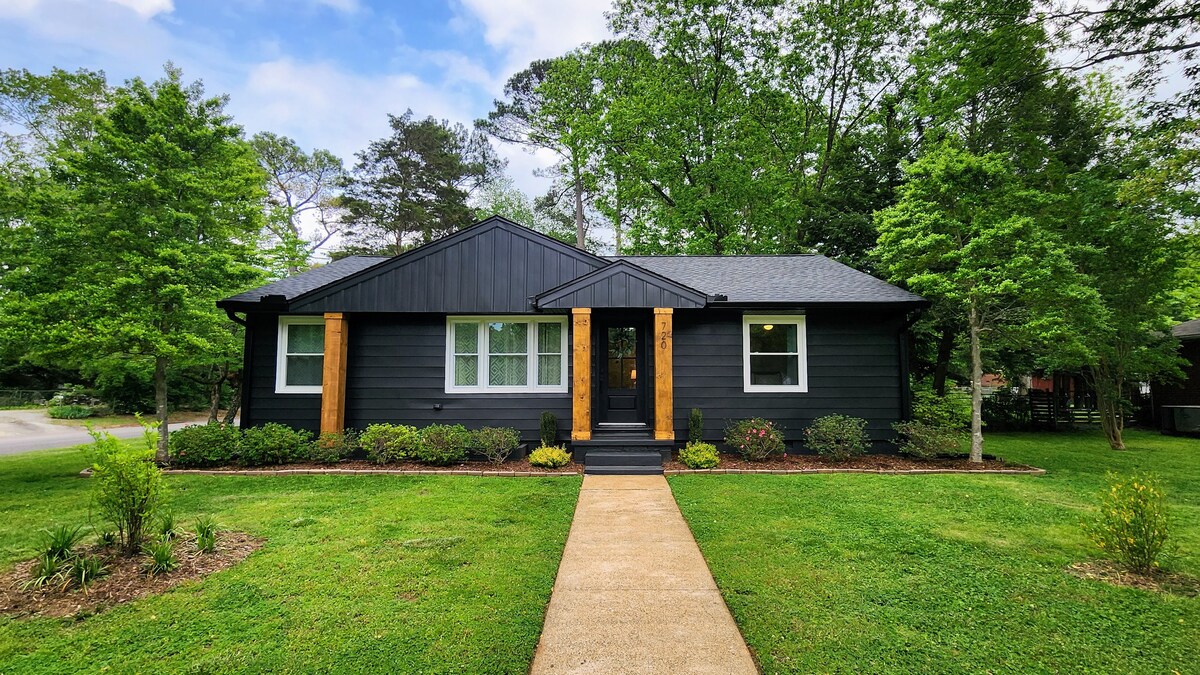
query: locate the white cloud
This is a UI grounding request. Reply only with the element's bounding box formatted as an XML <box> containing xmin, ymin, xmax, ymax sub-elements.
<box><xmin>310</xmin><ymin>0</ymin><xmax>360</xmax><ymax>13</ymax></box>
<box><xmin>455</xmin><ymin>0</ymin><xmax>613</xmax><ymax>74</ymax></box>
<box><xmin>0</xmin><ymin>0</ymin><xmax>173</xmax><ymax>19</ymax></box>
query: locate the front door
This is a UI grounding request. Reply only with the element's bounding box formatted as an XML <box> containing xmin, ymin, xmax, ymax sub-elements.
<box><xmin>598</xmin><ymin>323</ymin><xmax>647</xmax><ymax>424</ymax></box>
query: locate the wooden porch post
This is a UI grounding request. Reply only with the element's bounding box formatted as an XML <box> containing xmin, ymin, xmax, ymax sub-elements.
<box><xmin>572</xmin><ymin>308</ymin><xmax>592</xmax><ymax>441</ymax></box>
<box><xmin>653</xmin><ymin>308</ymin><xmax>674</xmax><ymax>441</ymax></box>
<box><xmin>320</xmin><ymin>312</ymin><xmax>349</xmax><ymax>436</ymax></box>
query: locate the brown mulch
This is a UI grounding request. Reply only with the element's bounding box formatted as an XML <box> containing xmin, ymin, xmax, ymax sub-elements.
<box><xmin>0</xmin><ymin>532</ymin><xmax>263</xmax><ymax>619</ymax></box>
<box><xmin>1067</xmin><ymin>560</ymin><xmax>1200</xmax><ymax>596</ymax></box>
<box><xmin>166</xmin><ymin>457</ymin><xmax>584</xmax><ymax>475</ymax></box>
<box><xmin>664</xmin><ymin>452</ymin><xmax>1035</xmax><ymax>472</ymax></box>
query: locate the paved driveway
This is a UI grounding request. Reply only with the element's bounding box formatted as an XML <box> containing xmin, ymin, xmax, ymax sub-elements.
<box><xmin>0</xmin><ymin>409</ymin><xmax>149</xmax><ymax>456</ymax></box>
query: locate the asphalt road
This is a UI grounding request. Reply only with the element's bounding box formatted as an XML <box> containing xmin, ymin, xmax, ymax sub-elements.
<box><xmin>0</xmin><ymin>408</ymin><xmax>152</xmax><ymax>456</ymax></box>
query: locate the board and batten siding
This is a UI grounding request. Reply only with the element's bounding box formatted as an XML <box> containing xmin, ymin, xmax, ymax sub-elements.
<box><xmin>671</xmin><ymin>309</ymin><xmax>906</xmax><ymax>444</ymax></box>
<box><xmin>343</xmin><ymin>315</ymin><xmax>572</xmax><ymax>441</ymax></box>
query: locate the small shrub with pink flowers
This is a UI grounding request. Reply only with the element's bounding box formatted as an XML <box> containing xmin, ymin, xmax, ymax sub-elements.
<box><xmin>724</xmin><ymin>417</ymin><xmax>785</xmax><ymax>461</ymax></box>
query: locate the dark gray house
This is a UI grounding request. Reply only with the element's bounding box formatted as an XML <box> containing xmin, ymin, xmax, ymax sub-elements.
<box><xmin>218</xmin><ymin>216</ymin><xmax>926</xmax><ymax>472</ymax></box>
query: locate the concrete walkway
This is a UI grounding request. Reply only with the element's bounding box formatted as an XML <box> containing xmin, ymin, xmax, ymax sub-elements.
<box><xmin>531</xmin><ymin>474</ymin><xmax>757</xmax><ymax>674</ymax></box>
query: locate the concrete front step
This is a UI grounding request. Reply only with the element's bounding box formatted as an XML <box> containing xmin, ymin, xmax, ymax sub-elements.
<box><xmin>584</xmin><ymin>451</ymin><xmax>663</xmax><ymax>467</ymax></box>
<box><xmin>584</xmin><ymin>465</ymin><xmax>664</xmax><ymax>475</ymax></box>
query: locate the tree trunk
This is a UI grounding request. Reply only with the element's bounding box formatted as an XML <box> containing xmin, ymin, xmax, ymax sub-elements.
<box><xmin>968</xmin><ymin>305</ymin><xmax>984</xmax><ymax>463</ymax></box>
<box><xmin>1092</xmin><ymin>367</ymin><xmax>1126</xmax><ymax>450</ymax></box>
<box><xmin>154</xmin><ymin>355</ymin><xmax>169</xmax><ymax>464</ymax></box>
<box><xmin>573</xmin><ymin>169</ymin><xmax>585</xmax><ymax>249</ymax></box>
<box><xmin>223</xmin><ymin>371</ymin><xmax>242</xmax><ymax>427</ymax></box>
<box><xmin>207</xmin><ymin>363</ymin><xmax>227</xmax><ymax>424</ymax></box>
<box><xmin>932</xmin><ymin>325</ymin><xmax>956</xmax><ymax>395</ymax></box>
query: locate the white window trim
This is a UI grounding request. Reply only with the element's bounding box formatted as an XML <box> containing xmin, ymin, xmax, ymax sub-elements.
<box><xmin>742</xmin><ymin>315</ymin><xmax>808</xmax><ymax>393</ymax></box>
<box><xmin>445</xmin><ymin>316</ymin><xmax>569</xmax><ymax>394</ymax></box>
<box><xmin>275</xmin><ymin>316</ymin><xmax>325</xmax><ymax>394</ymax></box>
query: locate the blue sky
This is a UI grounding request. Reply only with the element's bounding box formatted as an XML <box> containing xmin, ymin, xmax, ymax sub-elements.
<box><xmin>0</xmin><ymin>0</ymin><xmax>615</xmax><ymax>194</ymax></box>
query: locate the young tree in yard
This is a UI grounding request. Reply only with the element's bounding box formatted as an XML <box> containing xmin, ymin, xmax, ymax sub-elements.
<box><xmin>250</xmin><ymin>132</ymin><xmax>346</xmax><ymax>274</ymax></box>
<box><xmin>340</xmin><ymin>110</ymin><xmax>503</xmax><ymax>255</ymax></box>
<box><xmin>876</xmin><ymin>140</ymin><xmax>1097</xmax><ymax>462</ymax></box>
<box><xmin>0</xmin><ymin>68</ymin><xmax>264</xmax><ymax>462</ymax></box>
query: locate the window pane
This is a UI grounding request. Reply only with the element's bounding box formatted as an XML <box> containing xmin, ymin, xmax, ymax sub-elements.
<box><xmin>750</xmin><ymin>354</ymin><xmax>799</xmax><ymax>386</ymax></box>
<box><xmin>287</xmin><ymin>324</ymin><xmax>325</xmax><ymax>354</ymax></box>
<box><xmin>454</xmin><ymin>323</ymin><xmax>478</xmax><ymax>354</ymax></box>
<box><xmin>454</xmin><ymin>355</ymin><xmax>478</xmax><ymax>386</ymax></box>
<box><xmin>489</xmin><ymin>355</ymin><xmax>528</xmax><ymax>386</ymax></box>
<box><xmin>488</xmin><ymin>322</ymin><xmax>528</xmax><ymax>354</ymax></box>
<box><xmin>285</xmin><ymin>355</ymin><xmax>323</xmax><ymax>386</ymax></box>
<box><xmin>538</xmin><ymin>322</ymin><xmax>562</xmax><ymax>354</ymax></box>
<box><xmin>749</xmin><ymin>323</ymin><xmax>797</xmax><ymax>353</ymax></box>
<box><xmin>538</xmin><ymin>354</ymin><xmax>562</xmax><ymax>385</ymax></box>
<box><xmin>607</xmin><ymin>327</ymin><xmax>635</xmax><ymax>357</ymax></box>
<box><xmin>608</xmin><ymin>357</ymin><xmax>636</xmax><ymax>388</ymax></box>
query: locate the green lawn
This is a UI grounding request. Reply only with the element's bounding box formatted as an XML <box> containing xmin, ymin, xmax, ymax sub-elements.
<box><xmin>671</xmin><ymin>430</ymin><xmax>1200</xmax><ymax>673</ymax></box>
<box><xmin>0</xmin><ymin>445</ymin><xmax>581</xmax><ymax>673</ymax></box>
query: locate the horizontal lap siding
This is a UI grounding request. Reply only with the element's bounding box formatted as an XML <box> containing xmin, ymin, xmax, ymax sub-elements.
<box><xmin>243</xmin><ymin>313</ymin><xmax>321</xmax><ymax>433</ymax></box>
<box><xmin>672</xmin><ymin>309</ymin><xmax>904</xmax><ymax>443</ymax></box>
<box><xmin>344</xmin><ymin>315</ymin><xmax>571</xmax><ymax>441</ymax></box>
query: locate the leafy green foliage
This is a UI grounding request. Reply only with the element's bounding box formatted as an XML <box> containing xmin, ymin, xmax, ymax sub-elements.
<box><xmin>86</xmin><ymin>429</ymin><xmax>165</xmax><ymax>555</ymax></box>
<box><xmin>912</xmin><ymin>385</ymin><xmax>971</xmax><ymax>430</ymax></box>
<box><xmin>892</xmin><ymin>422</ymin><xmax>964</xmax><ymax>459</ymax></box>
<box><xmin>678</xmin><ymin>442</ymin><xmax>720</xmax><ymax>469</ymax></box>
<box><xmin>67</xmin><ymin>554</ymin><xmax>108</xmax><ymax>590</ymax></box>
<box><xmin>724</xmin><ymin>418</ymin><xmax>785</xmax><ymax>462</ymax></box>
<box><xmin>47</xmin><ymin>404</ymin><xmax>94</xmax><ymax>419</ymax></box>
<box><xmin>168</xmin><ymin>422</ymin><xmax>239</xmax><ymax>468</ymax></box>
<box><xmin>38</xmin><ymin>524</ymin><xmax>85</xmax><ymax>561</ymax></box>
<box><xmin>239</xmin><ymin>424</ymin><xmax>314</xmax><ymax>467</ymax></box>
<box><xmin>156</xmin><ymin>512</ymin><xmax>179</xmax><ymax>542</ymax></box>
<box><xmin>528</xmin><ymin>445</ymin><xmax>572</xmax><ymax>469</ymax></box>
<box><xmin>688</xmin><ymin>408</ymin><xmax>704</xmax><ymax>444</ymax></box>
<box><xmin>193</xmin><ymin>515</ymin><xmax>218</xmax><ymax>554</ymax></box>
<box><xmin>22</xmin><ymin>552</ymin><xmax>67</xmax><ymax>590</ymax></box>
<box><xmin>143</xmin><ymin>539</ymin><xmax>178</xmax><ymax>575</ymax></box>
<box><xmin>414</xmin><ymin>424</ymin><xmax>471</xmax><ymax>466</ymax></box>
<box><xmin>359</xmin><ymin>423</ymin><xmax>420</xmax><ymax>464</ymax></box>
<box><xmin>471</xmin><ymin>427</ymin><xmax>521</xmax><ymax>465</ymax></box>
<box><xmin>804</xmin><ymin>415</ymin><xmax>871</xmax><ymax>461</ymax></box>
<box><xmin>312</xmin><ymin>430</ymin><xmax>359</xmax><ymax>465</ymax></box>
<box><xmin>1085</xmin><ymin>473</ymin><xmax>1171</xmax><ymax>573</ymax></box>
<box><xmin>539</xmin><ymin>411</ymin><xmax>558</xmax><ymax>447</ymax></box>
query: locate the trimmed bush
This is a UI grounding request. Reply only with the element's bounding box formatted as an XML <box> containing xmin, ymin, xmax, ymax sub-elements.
<box><xmin>87</xmin><ymin>429</ymin><xmax>165</xmax><ymax>555</ymax></box>
<box><xmin>312</xmin><ymin>430</ymin><xmax>359</xmax><ymax>464</ymax></box>
<box><xmin>1085</xmin><ymin>473</ymin><xmax>1170</xmax><ymax>573</ymax></box>
<box><xmin>540</xmin><ymin>411</ymin><xmax>558</xmax><ymax>447</ymax></box>
<box><xmin>805</xmin><ymin>414</ymin><xmax>870</xmax><ymax>461</ymax></box>
<box><xmin>912</xmin><ymin>382</ymin><xmax>971</xmax><ymax>430</ymax></box>
<box><xmin>892</xmin><ymin>421</ymin><xmax>963</xmax><ymax>459</ymax></box>
<box><xmin>239</xmin><ymin>423</ymin><xmax>314</xmax><ymax>466</ymax></box>
<box><xmin>679</xmin><ymin>442</ymin><xmax>720</xmax><ymax>469</ymax></box>
<box><xmin>688</xmin><ymin>408</ymin><xmax>704</xmax><ymax>445</ymax></box>
<box><xmin>725</xmin><ymin>417</ymin><xmax>785</xmax><ymax>461</ymax></box>
<box><xmin>529</xmin><ymin>445</ymin><xmax>572</xmax><ymax>469</ymax></box>
<box><xmin>169</xmin><ymin>422</ymin><xmax>240</xmax><ymax>468</ymax></box>
<box><xmin>472</xmin><ymin>426</ymin><xmax>521</xmax><ymax>465</ymax></box>
<box><xmin>359</xmin><ymin>423</ymin><xmax>420</xmax><ymax>464</ymax></box>
<box><xmin>48</xmin><ymin>404</ymin><xmax>94</xmax><ymax>419</ymax></box>
<box><xmin>415</xmin><ymin>424</ymin><xmax>471</xmax><ymax>466</ymax></box>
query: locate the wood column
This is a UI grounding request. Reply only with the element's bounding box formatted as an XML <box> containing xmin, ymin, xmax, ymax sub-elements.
<box><xmin>320</xmin><ymin>312</ymin><xmax>349</xmax><ymax>436</ymax></box>
<box><xmin>572</xmin><ymin>308</ymin><xmax>592</xmax><ymax>441</ymax></box>
<box><xmin>653</xmin><ymin>307</ymin><xmax>674</xmax><ymax>441</ymax></box>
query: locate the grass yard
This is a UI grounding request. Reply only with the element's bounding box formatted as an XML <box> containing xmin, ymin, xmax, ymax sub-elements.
<box><xmin>0</xmin><ymin>444</ymin><xmax>581</xmax><ymax>673</ymax></box>
<box><xmin>671</xmin><ymin>430</ymin><xmax>1200</xmax><ymax>673</ymax></box>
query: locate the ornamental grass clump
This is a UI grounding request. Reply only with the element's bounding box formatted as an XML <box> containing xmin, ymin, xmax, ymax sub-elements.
<box><xmin>1085</xmin><ymin>472</ymin><xmax>1170</xmax><ymax>573</ymax></box>
<box><xmin>725</xmin><ymin>417</ymin><xmax>785</xmax><ymax>461</ymax></box>
<box><xmin>805</xmin><ymin>414</ymin><xmax>870</xmax><ymax>462</ymax></box>
<box><xmin>679</xmin><ymin>442</ymin><xmax>720</xmax><ymax>469</ymax></box>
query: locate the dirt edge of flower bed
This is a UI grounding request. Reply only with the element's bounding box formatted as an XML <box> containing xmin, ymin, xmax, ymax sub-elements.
<box><xmin>1067</xmin><ymin>560</ymin><xmax>1199</xmax><ymax>596</ymax></box>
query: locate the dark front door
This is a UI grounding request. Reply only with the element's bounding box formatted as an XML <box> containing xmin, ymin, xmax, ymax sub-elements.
<box><xmin>598</xmin><ymin>323</ymin><xmax>647</xmax><ymax>424</ymax></box>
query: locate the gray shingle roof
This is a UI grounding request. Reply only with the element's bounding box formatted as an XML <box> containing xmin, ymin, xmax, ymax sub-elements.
<box><xmin>614</xmin><ymin>255</ymin><xmax>924</xmax><ymax>305</ymax></box>
<box><xmin>220</xmin><ymin>256</ymin><xmax>390</xmax><ymax>305</ymax></box>
<box><xmin>1174</xmin><ymin>319</ymin><xmax>1200</xmax><ymax>340</ymax></box>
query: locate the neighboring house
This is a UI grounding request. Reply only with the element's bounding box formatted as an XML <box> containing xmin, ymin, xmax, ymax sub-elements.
<box><xmin>217</xmin><ymin>217</ymin><xmax>927</xmax><ymax>473</ymax></box>
<box><xmin>1154</xmin><ymin>319</ymin><xmax>1200</xmax><ymax>435</ymax></box>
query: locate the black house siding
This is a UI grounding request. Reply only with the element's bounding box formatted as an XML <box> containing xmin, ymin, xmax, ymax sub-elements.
<box><xmin>242</xmin><ymin>312</ymin><xmax>322</xmax><ymax>433</ymax></box>
<box><xmin>672</xmin><ymin>309</ymin><xmax>905</xmax><ymax>444</ymax></box>
<box><xmin>343</xmin><ymin>315</ymin><xmax>572</xmax><ymax>441</ymax></box>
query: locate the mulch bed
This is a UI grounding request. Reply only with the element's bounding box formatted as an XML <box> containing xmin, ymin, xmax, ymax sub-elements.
<box><xmin>156</xmin><ymin>457</ymin><xmax>584</xmax><ymax>476</ymax></box>
<box><xmin>1067</xmin><ymin>560</ymin><xmax>1200</xmax><ymax>596</ymax></box>
<box><xmin>0</xmin><ymin>532</ymin><xmax>263</xmax><ymax>619</ymax></box>
<box><xmin>664</xmin><ymin>452</ymin><xmax>1042</xmax><ymax>474</ymax></box>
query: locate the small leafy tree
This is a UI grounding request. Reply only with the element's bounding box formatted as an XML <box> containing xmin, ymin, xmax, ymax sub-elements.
<box><xmin>1084</xmin><ymin>473</ymin><xmax>1170</xmax><ymax>573</ymax></box>
<box><xmin>87</xmin><ymin>423</ymin><xmax>166</xmax><ymax>556</ymax></box>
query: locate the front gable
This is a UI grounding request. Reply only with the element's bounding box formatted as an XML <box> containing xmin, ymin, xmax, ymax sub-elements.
<box><xmin>534</xmin><ymin>260</ymin><xmax>708</xmax><ymax>309</ymax></box>
<box><xmin>289</xmin><ymin>217</ymin><xmax>608</xmax><ymax>313</ymax></box>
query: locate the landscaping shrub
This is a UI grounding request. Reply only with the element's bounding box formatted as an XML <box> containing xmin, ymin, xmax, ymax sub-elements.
<box><xmin>48</xmin><ymin>384</ymin><xmax>100</xmax><ymax>407</ymax></box>
<box><xmin>679</xmin><ymin>442</ymin><xmax>720</xmax><ymax>469</ymax></box>
<box><xmin>48</xmin><ymin>404</ymin><xmax>94</xmax><ymax>419</ymax></box>
<box><xmin>1084</xmin><ymin>472</ymin><xmax>1170</xmax><ymax>573</ymax></box>
<box><xmin>239</xmin><ymin>423</ymin><xmax>314</xmax><ymax>466</ymax></box>
<box><xmin>23</xmin><ymin>552</ymin><xmax>67</xmax><ymax>590</ymax></box>
<box><xmin>168</xmin><ymin>422</ymin><xmax>240</xmax><ymax>468</ymax></box>
<box><xmin>194</xmin><ymin>515</ymin><xmax>218</xmax><ymax>553</ymax></box>
<box><xmin>359</xmin><ymin>423</ymin><xmax>420</xmax><ymax>464</ymax></box>
<box><xmin>313</xmin><ymin>430</ymin><xmax>359</xmax><ymax>464</ymax></box>
<box><xmin>725</xmin><ymin>417</ymin><xmax>785</xmax><ymax>461</ymax></box>
<box><xmin>912</xmin><ymin>380</ymin><xmax>971</xmax><ymax>429</ymax></box>
<box><xmin>805</xmin><ymin>414</ymin><xmax>870</xmax><ymax>461</ymax></box>
<box><xmin>688</xmin><ymin>408</ymin><xmax>704</xmax><ymax>444</ymax></box>
<box><xmin>39</xmin><ymin>524</ymin><xmax>86</xmax><ymax>561</ymax></box>
<box><xmin>982</xmin><ymin>390</ymin><xmax>1032</xmax><ymax>431</ymax></box>
<box><xmin>67</xmin><ymin>554</ymin><xmax>108</xmax><ymax>590</ymax></box>
<box><xmin>415</xmin><ymin>424</ymin><xmax>471</xmax><ymax>466</ymax></box>
<box><xmin>87</xmin><ymin>429</ymin><xmax>165</xmax><ymax>555</ymax></box>
<box><xmin>144</xmin><ymin>540</ymin><xmax>178</xmax><ymax>575</ymax></box>
<box><xmin>892</xmin><ymin>421</ymin><xmax>963</xmax><ymax>459</ymax></box>
<box><xmin>529</xmin><ymin>445</ymin><xmax>572</xmax><ymax>469</ymax></box>
<box><xmin>472</xmin><ymin>426</ymin><xmax>521</xmax><ymax>465</ymax></box>
<box><xmin>540</xmin><ymin>411</ymin><xmax>558</xmax><ymax>446</ymax></box>
<box><xmin>156</xmin><ymin>512</ymin><xmax>180</xmax><ymax>542</ymax></box>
